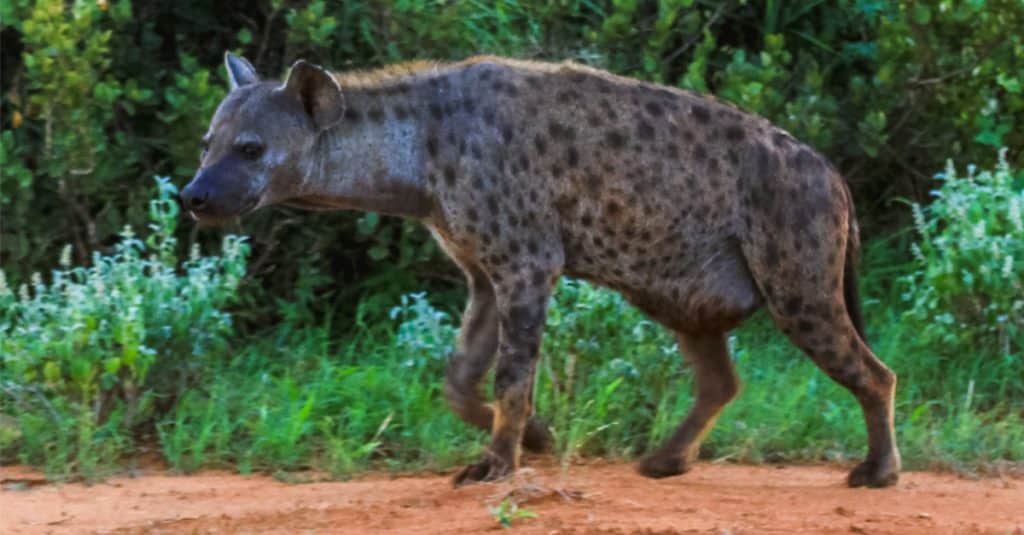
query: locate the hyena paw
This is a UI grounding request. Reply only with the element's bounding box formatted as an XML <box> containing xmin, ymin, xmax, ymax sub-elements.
<box><xmin>522</xmin><ymin>417</ymin><xmax>554</xmax><ymax>453</ymax></box>
<box><xmin>847</xmin><ymin>455</ymin><xmax>900</xmax><ymax>488</ymax></box>
<box><xmin>637</xmin><ymin>454</ymin><xmax>691</xmax><ymax>479</ymax></box>
<box><xmin>452</xmin><ymin>454</ymin><xmax>513</xmax><ymax>487</ymax></box>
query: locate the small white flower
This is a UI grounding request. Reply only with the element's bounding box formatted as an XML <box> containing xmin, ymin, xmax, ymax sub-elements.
<box><xmin>1009</xmin><ymin>196</ymin><xmax>1022</xmax><ymax>232</ymax></box>
<box><xmin>59</xmin><ymin>244</ymin><xmax>73</xmax><ymax>268</ymax></box>
<box><xmin>0</xmin><ymin>270</ymin><xmax>10</xmax><ymax>297</ymax></box>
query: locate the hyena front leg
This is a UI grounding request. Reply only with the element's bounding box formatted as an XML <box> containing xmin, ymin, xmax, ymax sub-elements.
<box><xmin>638</xmin><ymin>332</ymin><xmax>740</xmax><ymax>478</ymax></box>
<box><xmin>445</xmin><ymin>263</ymin><xmax>552</xmax><ymax>453</ymax></box>
<box><xmin>453</xmin><ymin>262</ymin><xmax>559</xmax><ymax>486</ymax></box>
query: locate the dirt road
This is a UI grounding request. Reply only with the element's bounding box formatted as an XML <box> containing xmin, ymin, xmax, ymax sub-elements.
<box><xmin>2</xmin><ymin>460</ymin><xmax>1022</xmax><ymax>534</ymax></box>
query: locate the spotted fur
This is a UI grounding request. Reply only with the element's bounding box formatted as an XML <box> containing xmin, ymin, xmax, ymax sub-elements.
<box><xmin>184</xmin><ymin>54</ymin><xmax>901</xmax><ymax>490</ymax></box>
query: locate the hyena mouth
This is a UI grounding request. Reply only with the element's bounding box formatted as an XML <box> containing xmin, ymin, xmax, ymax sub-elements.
<box><xmin>188</xmin><ymin>196</ymin><xmax>259</xmax><ymax>224</ymax></box>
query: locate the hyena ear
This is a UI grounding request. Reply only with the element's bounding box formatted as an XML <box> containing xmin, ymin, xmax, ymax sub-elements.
<box><xmin>279</xmin><ymin>59</ymin><xmax>344</xmax><ymax>131</ymax></box>
<box><xmin>224</xmin><ymin>52</ymin><xmax>259</xmax><ymax>90</ymax></box>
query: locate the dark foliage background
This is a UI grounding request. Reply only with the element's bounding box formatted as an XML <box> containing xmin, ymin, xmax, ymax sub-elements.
<box><xmin>2</xmin><ymin>0</ymin><xmax>1022</xmax><ymax>328</ymax></box>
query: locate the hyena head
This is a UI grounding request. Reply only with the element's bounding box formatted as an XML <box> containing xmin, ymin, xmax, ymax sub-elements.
<box><xmin>180</xmin><ymin>53</ymin><xmax>344</xmax><ymax>223</ymax></box>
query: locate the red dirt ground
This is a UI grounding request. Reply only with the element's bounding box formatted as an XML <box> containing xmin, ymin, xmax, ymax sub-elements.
<box><xmin>2</xmin><ymin>460</ymin><xmax>1022</xmax><ymax>534</ymax></box>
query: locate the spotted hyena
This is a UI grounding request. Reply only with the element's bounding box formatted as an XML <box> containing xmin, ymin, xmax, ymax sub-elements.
<box><xmin>181</xmin><ymin>53</ymin><xmax>900</xmax><ymax>488</ymax></box>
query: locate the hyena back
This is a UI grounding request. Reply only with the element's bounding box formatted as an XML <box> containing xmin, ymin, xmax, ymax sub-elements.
<box><xmin>182</xmin><ymin>54</ymin><xmax>900</xmax><ymax>489</ymax></box>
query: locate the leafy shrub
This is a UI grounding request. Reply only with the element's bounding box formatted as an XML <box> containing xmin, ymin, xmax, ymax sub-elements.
<box><xmin>0</xmin><ymin>177</ymin><xmax>248</xmax><ymax>478</ymax></box>
<box><xmin>903</xmin><ymin>149</ymin><xmax>1023</xmax><ymax>352</ymax></box>
<box><xmin>3</xmin><ymin>0</ymin><xmax>1022</xmax><ymax>327</ymax></box>
<box><xmin>900</xmin><ymin>150</ymin><xmax>1023</xmax><ymax>396</ymax></box>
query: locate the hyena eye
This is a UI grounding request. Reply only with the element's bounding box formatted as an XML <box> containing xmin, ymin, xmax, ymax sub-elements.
<box><xmin>199</xmin><ymin>138</ymin><xmax>210</xmax><ymax>158</ymax></box>
<box><xmin>235</xmin><ymin>141</ymin><xmax>264</xmax><ymax>160</ymax></box>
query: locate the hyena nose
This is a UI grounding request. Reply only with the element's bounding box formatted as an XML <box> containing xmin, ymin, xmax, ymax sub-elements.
<box><xmin>180</xmin><ymin>183</ymin><xmax>209</xmax><ymax>211</ymax></box>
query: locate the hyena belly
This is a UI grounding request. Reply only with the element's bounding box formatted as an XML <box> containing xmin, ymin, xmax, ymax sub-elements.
<box><xmin>557</xmin><ymin>180</ymin><xmax>763</xmax><ymax>334</ymax></box>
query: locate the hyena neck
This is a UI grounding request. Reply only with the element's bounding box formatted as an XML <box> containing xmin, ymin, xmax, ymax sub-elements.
<box><xmin>302</xmin><ymin>82</ymin><xmax>435</xmax><ymax>220</ymax></box>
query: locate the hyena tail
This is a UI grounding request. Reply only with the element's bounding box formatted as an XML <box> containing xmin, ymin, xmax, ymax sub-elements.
<box><xmin>841</xmin><ymin>181</ymin><xmax>867</xmax><ymax>343</ymax></box>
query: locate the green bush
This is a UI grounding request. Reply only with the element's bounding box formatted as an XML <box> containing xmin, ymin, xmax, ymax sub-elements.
<box><xmin>904</xmin><ymin>149</ymin><xmax>1023</xmax><ymax>352</ymax></box>
<box><xmin>2</xmin><ymin>0</ymin><xmax>1022</xmax><ymax>325</ymax></box>
<box><xmin>0</xmin><ymin>177</ymin><xmax>248</xmax><ymax>478</ymax></box>
<box><xmin>898</xmin><ymin>149</ymin><xmax>1024</xmax><ymax>406</ymax></box>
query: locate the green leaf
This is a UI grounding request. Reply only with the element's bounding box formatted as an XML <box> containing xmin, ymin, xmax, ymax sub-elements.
<box><xmin>912</xmin><ymin>4</ymin><xmax>931</xmax><ymax>24</ymax></box>
<box><xmin>104</xmin><ymin>357</ymin><xmax>122</xmax><ymax>375</ymax></box>
<box><xmin>368</xmin><ymin>245</ymin><xmax>389</xmax><ymax>261</ymax></box>
<box><xmin>43</xmin><ymin>361</ymin><xmax>62</xmax><ymax>383</ymax></box>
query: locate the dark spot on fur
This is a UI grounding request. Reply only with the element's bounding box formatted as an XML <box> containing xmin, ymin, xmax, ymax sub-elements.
<box><xmin>344</xmin><ymin>108</ymin><xmax>362</xmax><ymax>122</ymax></box>
<box><xmin>534</xmin><ymin>135</ymin><xmax>547</xmax><ymax>155</ymax></box>
<box><xmin>644</xmin><ymin>101</ymin><xmax>663</xmax><ymax>116</ymax></box>
<box><xmin>691</xmin><ymin>105</ymin><xmax>711</xmax><ymax>124</ymax></box>
<box><xmin>764</xmin><ymin>241</ymin><xmax>780</xmax><ymax>268</ymax></box>
<box><xmin>426</xmin><ymin>135</ymin><xmax>439</xmax><ymax>158</ymax></box>
<box><xmin>793</xmin><ymin>148</ymin><xmax>825</xmax><ymax>174</ymax></box>
<box><xmin>772</xmin><ymin>132</ymin><xmax>792</xmax><ymax>147</ymax></box>
<box><xmin>548</xmin><ymin>121</ymin><xmax>575</xmax><ymax>141</ymax></box>
<box><xmin>725</xmin><ymin>125</ymin><xmax>745</xmax><ymax>142</ymax></box>
<box><xmin>694</xmin><ymin>144</ymin><xmax>707</xmax><ymax>161</ymax></box>
<box><xmin>567</xmin><ymin>146</ymin><xmax>579</xmax><ymax>167</ymax></box>
<box><xmin>605</xmin><ymin>130</ymin><xmax>627</xmax><ymax>149</ymax></box>
<box><xmin>502</xmin><ymin>123</ymin><xmax>515</xmax><ymax>143</ymax></box>
<box><xmin>443</xmin><ymin>165</ymin><xmax>456</xmax><ymax>186</ymax></box>
<box><xmin>367</xmin><ymin>108</ymin><xmax>385</xmax><ymax>122</ymax></box>
<box><xmin>637</xmin><ymin>120</ymin><xmax>655</xmax><ymax>140</ymax></box>
<box><xmin>557</xmin><ymin>90</ymin><xmax>580</xmax><ymax>103</ymax></box>
<box><xmin>784</xmin><ymin>296</ymin><xmax>803</xmax><ymax>316</ymax></box>
<box><xmin>798</xmin><ymin>319</ymin><xmax>816</xmax><ymax>333</ymax></box>
<box><xmin>429</xmin><ymin>102</ymin><xmax>444</xmax><ymax>120</ymax></box>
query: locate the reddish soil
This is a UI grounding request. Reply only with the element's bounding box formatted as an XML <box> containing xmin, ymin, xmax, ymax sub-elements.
<box><xmin>2</xmin><ymin>460</ymin><xmax>1022</xmax><ymax>534</ymax></box>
